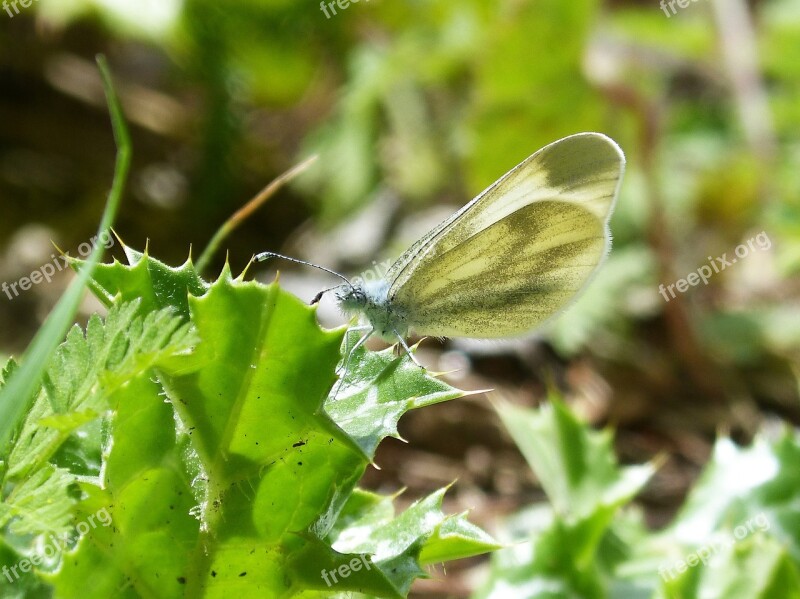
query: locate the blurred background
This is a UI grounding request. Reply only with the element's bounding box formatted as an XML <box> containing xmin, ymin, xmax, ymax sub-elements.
<box><xmin>1</xmin><ymin>0</ymin><xmax>799</xmax><ymax>595</ymax></box>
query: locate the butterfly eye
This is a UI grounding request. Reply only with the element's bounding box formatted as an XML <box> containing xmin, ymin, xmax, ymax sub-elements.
<box><xmin>335</xmin><ymin>287</ymin><xmax>366</xmax><ymax>310</ymax></box>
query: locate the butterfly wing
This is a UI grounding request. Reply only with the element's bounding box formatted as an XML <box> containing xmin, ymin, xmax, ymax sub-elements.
<box><xmin>385</xmin><ymin>132</ymin><xmax>625</xmax><ymax>338</ymax></box>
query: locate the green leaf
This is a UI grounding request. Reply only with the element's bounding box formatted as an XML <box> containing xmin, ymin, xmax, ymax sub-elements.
<box><xmin>77</xmin><ymin>243</ymin><xmax>209</xmax><ymax>320</ymax></box>
<box><xmin>475</xmin><ymin>399</ymin><xmax>655</xmax><ymax>599</ymax></box>
<box><xmin>330</xmin><ymin>486</ymin><xmax>500</xmax><ymax>566</ymax></box>
<box><xmin>478</xmin><ymin>401</ymin><xmax>800</xmax><ymax>598</ymax></box>
<box><xmin>6</xmin><ymin>301</ymin><xmax>196</xmax><ymax>482</ymax></box>
<box><xmin>496</xmin><ymin>399</ymin><xmax>654</xmax><ymax>521</ymax></box>
<box><xmin>702</xmin><ymin>536</ymin><xmax>800</xmax><ymax>598</ymax></box>
<box><xmin>665</xmin><ymin>433</ymin><xmax>800</xmax><ymax>550</ymax></box>
<box><xmin>660</xmin><ymin>534</ymin><xmax>800</xmax><ymax>599</ymax></box>
<box><xmin>0</xmin><ymin>301</ymin><xmax>194</xmax><ymax>557</ymax></box>
<box><xmin>0</xmin><ymin>465</ymin><xmax>75</xmax><ymax>537</ymax></box>
<box><xmin>296</xmin><ymin>488</ymin><xmax>500</xmax><ymax>598</ymax></box>
<box><xmin>649</xmin><ymin>431</ymin><xmax>800</xmax><ymax>597</ymax></box>
<box><xmin>325</xmin><ymin>330</ymin><xmax>469</xmax><ymax>458</ymax></box>
<box><xmin>47</xmin><ymin>375</ymin><xmax>198</xmax><ymax>598</ymax></box>
<box><xmin>44</xmin><ymin>253</ymin><xmax>496</xmax><ymax>598</ymax></box>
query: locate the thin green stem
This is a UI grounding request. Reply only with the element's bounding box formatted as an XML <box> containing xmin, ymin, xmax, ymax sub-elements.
<box><xmin>0</xmin><ymin>55</ymin><xmax>131</xmax><ymax>452</ymax></box>
<box><xmin>195</xmin><ymin>154</ymin><xmax>318</xmax><ymax>274</ymax></box>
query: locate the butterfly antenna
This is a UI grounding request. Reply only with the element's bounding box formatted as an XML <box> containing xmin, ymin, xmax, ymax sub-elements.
<box><xmin>255</xmin><ymin>251</ymin><xmax>352</xmax><ymax>303</ymax></box>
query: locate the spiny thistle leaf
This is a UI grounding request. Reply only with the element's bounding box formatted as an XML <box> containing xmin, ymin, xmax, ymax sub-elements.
<box><xmin>39</xmin><ymin>249</ymin><xmax>498</xmax><ymax>598</ymax></box>
<box><xmin>0</xmin><ymin>301</ymin><xmax>196</xmax><ymax>594</ymax></box>
<box><xmin>75</xmin><ymin>240</ymin><xmax>209</xmax><ymax>320</ymax></box>
<box><xmin>326</xmin><ymin>330</ymin><xmax>471</xmax><ymax>458</ymax></box>
<box><xmin>5</xmin><ymin>301</ymin><xmax>195</xmax><ymax>482</ymax></box>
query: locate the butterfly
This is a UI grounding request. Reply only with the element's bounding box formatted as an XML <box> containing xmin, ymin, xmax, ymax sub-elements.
<box><xmin>257</xmin><ymin>132</ymin><xmax>625</xmax><ymax>367</ymax></box>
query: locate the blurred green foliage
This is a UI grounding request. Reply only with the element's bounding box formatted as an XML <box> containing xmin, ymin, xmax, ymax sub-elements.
<box><xmin>476</xmin><ymin>398</ymin><xmax>800</xmax><ymax>599</ymax></box>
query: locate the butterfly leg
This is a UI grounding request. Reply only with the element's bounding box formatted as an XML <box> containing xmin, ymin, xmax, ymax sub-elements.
<box><xmin>393</xmin><ymin>329</ymin><xmax>424</xmax><ymax>369</ymax></box>
<box><xmin>331</xmin><ymin>327</ymin><xmax>374</xmax><ymax>399</ymax></box>
<box><xmin>336</xmin><ymin>325</ymin><xmax>372</xmax><ymax>373</ymax></box>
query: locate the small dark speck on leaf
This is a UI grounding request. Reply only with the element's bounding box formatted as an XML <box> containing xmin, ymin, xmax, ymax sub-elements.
<box><xmin>211</xmin><ymin>571</ymin><xmax>217</xmax><ymax>577</ymax></box>
<box><xmin>239</xmin><ymin>572</ymin><xmax>247</xmax><ymax>577</ymax></box>
<box><xmin>293</xmin><ymin>440</ymin><xmax>306</xmax><ymax>447</ymax></box>
<box><xmin>177</xmin><ymin>577</ymin><xmax>186</xmax><ymax>584</ymax></box>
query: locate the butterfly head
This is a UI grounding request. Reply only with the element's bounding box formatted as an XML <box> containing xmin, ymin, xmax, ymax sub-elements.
<box><xmin>335</xmin><ymin>279</ymin><xmax>406</xmax><ymax>341</ymax></box>
<box><xmin>335</xmin><ymin>279</ymin><xmax>388</xmax><ymax>312</ymax></box>
<box><xmin>335</xmin><ymin>284</ymin><xmax>368</xmax><ymax>313</ymax></box>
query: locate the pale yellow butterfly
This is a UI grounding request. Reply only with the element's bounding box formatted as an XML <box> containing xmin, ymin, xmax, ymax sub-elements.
<box><xmin>257</xmin><ymin>132</ymin><xmax>625</xmax><ymax>364</ymax></box>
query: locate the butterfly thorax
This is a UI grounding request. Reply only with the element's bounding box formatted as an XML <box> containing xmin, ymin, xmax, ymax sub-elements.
<box><xmin>335</xmin><ymin>279</ymin><xmax>408</xmax><ymax>341</ymax></box>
